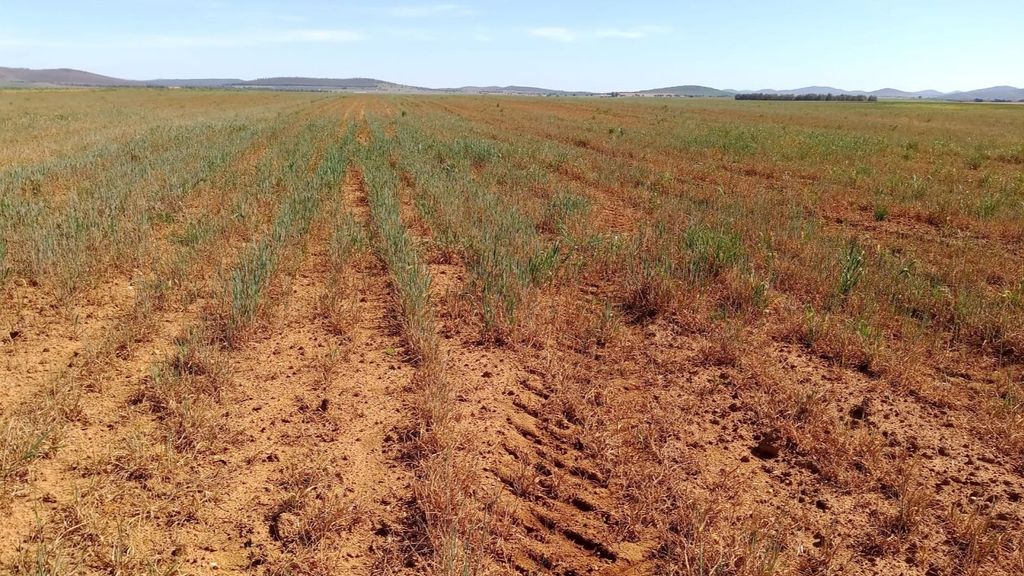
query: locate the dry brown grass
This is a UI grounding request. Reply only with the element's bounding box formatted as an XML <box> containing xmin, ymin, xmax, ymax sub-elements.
<box><xmin>261</xmin><ymin>457</ymin><xmax>364</xmax><ymax>573</ymax></box>
<box><xmin>133</xmin><ymin>328</ymin><xmax>231</xmax><ymax>454</ymax></box>
<box><xmin>0</xmin><ymin>375</ymin><xmax>81</xmax><ymax>493</ymax></box>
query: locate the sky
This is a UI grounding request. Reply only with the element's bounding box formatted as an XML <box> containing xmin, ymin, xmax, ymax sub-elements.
<box><xmin>1</xmin><ymin>0</ymin><xmax>1021</xmax><ymax>92</ymax></box>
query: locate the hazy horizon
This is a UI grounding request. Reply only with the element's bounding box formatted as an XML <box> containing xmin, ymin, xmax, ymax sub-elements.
<box><xmin>2</xmin><ymin>0</ymin><xmax>1022</xmax><ymax>92</ymax></box>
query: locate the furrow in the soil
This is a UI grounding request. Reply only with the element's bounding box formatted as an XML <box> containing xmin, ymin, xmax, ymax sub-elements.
<box><xmin>192</xmin><ymin>218</ymin><xmax>416</xmax><ymax>572</ymax></box>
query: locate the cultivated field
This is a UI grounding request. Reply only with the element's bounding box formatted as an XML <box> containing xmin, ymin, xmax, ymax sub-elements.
<box><xmin>1</xmin><ymin>90</ymin><xmax>1022</xmax><ymax>576</ymax></box>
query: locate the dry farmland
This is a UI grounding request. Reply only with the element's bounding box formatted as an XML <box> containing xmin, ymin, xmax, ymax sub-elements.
<box><xmin>1</xmin><ymin>89</ymin><xmax>1023</xmax><ymax>576</ymax></box>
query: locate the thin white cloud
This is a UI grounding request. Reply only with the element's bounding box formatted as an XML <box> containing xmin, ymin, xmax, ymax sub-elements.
<box><xmin>144</xmin><ymin>29</ymin><xmax>365</xmax><ymax>47</ymax></box>
<box><xmin>0</xmin><ymin>26</ymin><xmax>364</xmax><ymax>49</ymax></box>
<box><xmin>595</xmin><ymin>25</ymin><xmax>671</xmax><ymax>40</ymax></box>
<box><xmin>528</xmin><ymin>27</ymin><xmax>578</xmax><ymax>43</ymax></box>
<box><xmin>0</xmin><ymin>29</ymin><xmax>364</xmax><ymax>49</ymax></box>
<box><xmin>530</xmin><ymin>25</ymin><xmax>671</xmax><ymax>43</ymax></box>
<box><xmin>279</xmin><ymin>29</ymin><xmax>364</xmax><ymax>43</ymax></box>
<box><xmin>387</xmin><ymin>4</ymin><xmax>476</xmax><ymax>18</ymax></box>
<box><xmin>0</xmin><ymin>35</ymin><xmax>65</xmax><ymax>47</ymax></box>
<box><xmin>387</xmin><ymin>28</ymin><xmax>439</xmax><ymax>41</ymax></box>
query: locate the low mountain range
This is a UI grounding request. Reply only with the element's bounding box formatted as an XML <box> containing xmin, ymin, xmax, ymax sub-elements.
<box><xmin>0</xmin><ymin>67</ymin><xmax>139</xmax><ymax>87</ymax></box>
<box><xmin>1</xmin><ymin>66</ymin><xmax>1021</xmax><ymax>101</ymax></box>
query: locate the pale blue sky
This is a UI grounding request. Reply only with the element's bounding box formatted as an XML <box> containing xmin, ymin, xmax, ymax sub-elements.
<box><xmin>1</xmin><ymin>1</ymin><xmax>1021</xmax><ymax>91</ymax></box>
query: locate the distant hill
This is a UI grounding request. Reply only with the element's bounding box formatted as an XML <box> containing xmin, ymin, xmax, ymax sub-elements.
<box><xmin>1</xmin><ymin>66</ymin><xmax>1021</xmax><ymax>101</ymax></box>
<box><xmin>735</xmin><ymin>86</ymin><xmax>1014</xmax><ymax>100</ymax></box>
<box><xmin>869</xmin><ymin>88</ymin><xmax>944</xmax><ymax>99</ymax></box>
<box><xmin>452</xmin><ymin>85</ymin><xmax>599</xmax><ymax>96</ymax></box>
<box><xmin>0</xmin><ymin>66</ymin><xmax>139</xmax><ymax>87</ymax></box>
<box><xmin>0</xmin><ymin>69</ymin><xmax>437</xmax><ymax>93</ymax></box>
<box><xmin>945</xmin><ymin>86</ymin><xmax>1024</xmax><ymax>101</ymax></box>
<box><xmin>637</xmin><ymin>85</ymin><xmax>731</xmax><ymax>97</ymax></box>
<box><xmin>745</xmin><ymin>86</ymin><xmax>849</xmax><ymax>96</ymax></box>
<box><xmin>235</xmin><ymin>77</ymin><xmax>435</xmax><ymax>92</ymax></box>
<box><xmin>143</xmin><ymin>77</ymin><xmax>430</xmax><ymax>92</ymax></box>
<box><xmin>765</xmin><ymin>87</ymin><xmax>945</xmax><ymax>99</ymax></box>
<box><xmin>145</xmin><ymin>78</ymin><xmax>243</xmax><ymax>88</ymax></box>
<box><xmin>770</xmin><ymin>86</ymin><xmax>848</xmax><ymax>96</ymax></box>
